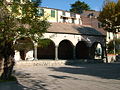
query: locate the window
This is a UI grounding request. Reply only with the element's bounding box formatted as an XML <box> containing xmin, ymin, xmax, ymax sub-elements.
<box><xmin>88</xmin><ymin>13</ymin><xmax>94</xmax><ymax>18</ymax></box>
<box><xmin>70</xmin><ymin>13</ymin><xmax>76</xmax><ymax>18</ymax></box>
<box><xmin>62</xmin><ymin>11</ymin><xmax>65</xmax><ymax>16</ymax></box>
<box><xmin>37</xmin><ymin>8</ymin><xmax>44</xmax><ymax>16</ymax></box>
<box><xmin>98</xmin><ymin>22</ymin><xmax>102</xmax><ymax>28</ymax></box>
<box><xmin>51</xmin><ymin>10</ymin><xmax>55</xmax><ymax>17</ymax></box>
<box><xmin>63</xmin><ymin>17</ymin><xmax>68</xmax><ymax>23</ymax></box>
<box><xmin>63</xmin><ymin>17</ymin><xmax>66</xmax><ymax>23</ymax></box>
<box><xmin>72</xmin><ymin>18</ymin><xmax>75</xmax><ymax>23</ymax></box>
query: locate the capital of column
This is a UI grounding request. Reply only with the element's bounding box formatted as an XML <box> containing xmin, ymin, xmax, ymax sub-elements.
<box><xmin>34</xmin><ymin>43</ymin><xmax>38</xmax><ymax>47</ymax></box>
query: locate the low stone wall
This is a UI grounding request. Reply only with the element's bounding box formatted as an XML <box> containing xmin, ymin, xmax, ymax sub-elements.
<box><xmin>15</xmin><ymin>59</ymin><xmax>104</xmax><ymax>67</ymax></box>
<box><xmin>15</xmin><ymin>60</ymin><xmax>68</xmax><ymax>67</ymax></box>
<box><xmin>107</xmin><ymin>54</ymin><xmax>116</xmax><ymax>63</ymax></box>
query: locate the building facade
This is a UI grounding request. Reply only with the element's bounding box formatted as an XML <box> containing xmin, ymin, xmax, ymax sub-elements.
<box><xmin>13</xmin><ymin>7</ymin><xmax>107</xmax><ymax>62</ymax></box>
<box><xmin>37</xmin><ymin>7</ymin><xmax>82</xmax><ymax>25</ymax></box>
<box><xmin>5</xmin><ymin>0</ymin><xmax>107</xmax><ymax>62</ymax></box>
<box><xmin>81</xmin><ymin>10</ymin><xmax>120</xmax><ymax>62</ymax></box>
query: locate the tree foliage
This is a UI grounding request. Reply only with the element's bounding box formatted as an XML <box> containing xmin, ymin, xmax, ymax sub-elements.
<box><xmin>69</xmin><ymin>0</ymin><xmax>90</xmax><ymax>14</ymax></box>
<box><xmin>98</xmin><ymin>0</ymin><xmax>120</xmax><ymax>32</ymax></box>
<box><xmin>0</xmin><ymin>0</ymin><xmax>50</xmax><ymax>80</ymax></box>
<box><xmin>107</xmin><ymin>38</ymin><xmax>120</xmax><ymax>54</ymax></box>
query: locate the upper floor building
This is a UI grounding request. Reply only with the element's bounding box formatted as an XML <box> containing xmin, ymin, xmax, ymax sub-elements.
<box><xmin>80</xmin><ymin>10</ymin><xmax>120</xmax><ymax>43</ymax></box>
<box><xmin>6</xmin><ymin>0</ymin><xmax>82</xmax><ymax>25</ymax></box>
<box><xmin>37</xmin><ymin>7</ymin><xmax>82</xmax><ymax>25</ymax></box>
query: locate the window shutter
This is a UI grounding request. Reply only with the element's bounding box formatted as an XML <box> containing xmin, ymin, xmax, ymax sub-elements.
<box><xmin>51</xmin><ymin>10</ymin><xmax>55</xmax><ymax>17</ymax></box>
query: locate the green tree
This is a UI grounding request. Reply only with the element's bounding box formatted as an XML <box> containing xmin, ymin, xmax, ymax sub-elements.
<box><xmin>0</xmin><ymin>0</ymin><xmax>50</xmax><ymax>80</ymax></box>
<box><xmin>31</xmin><ymin>0</ymin><xmax>42</xmax><ymax>6</ymax></box>
<box><xmin>107</xmin><ymin>38</ymin><xmax>120</xmax><ymax>54</ymax></box>
<box><xmin>98</xmin><ymin>0</ymin><xmax>120</xmax><ymax>59</ymax></box>
<box><xmin>114</xmin><ymin>0</ymin><xmax>120</xmax><ymax>26</ymax></box>
<box><xmin>69</xmin><ymin>0</ymin><xmax>90</xmax><ymax>14</ymax></box>
<box><xmin>98</xmin><ymin>0</ymin><xmax>120</xmax><ymax>32</ymax></box>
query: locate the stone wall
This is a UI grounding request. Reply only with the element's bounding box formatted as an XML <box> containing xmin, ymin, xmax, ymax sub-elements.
<box><xmin>107</xmin><ymin>54</ymin><xmax>116</xmax><ymax>63</ymax></box>
<box><xmin>15</xmin><ymin>60</ymin><xmax>89</xmax><ymax>67</ymax></box>
<box><xmin>15</xmin><ymin>60</ymin><xmax>68</xmax><ymax>67</ymax></box>
<box><xmin>15</xmin><ymin>59</ymin><xmax>105</xmax><ymax>68</ymax></box>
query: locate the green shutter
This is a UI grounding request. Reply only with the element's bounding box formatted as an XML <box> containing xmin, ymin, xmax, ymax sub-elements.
<box><xmin>51</xmin><ymin>10</ymin><xmax>55</xmax><ymax>17</ymax></box>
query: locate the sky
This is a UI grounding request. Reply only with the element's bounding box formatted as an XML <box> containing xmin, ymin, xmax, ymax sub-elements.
<box><xmin>41</xmin><ymin>0</ymin><xmax>105</xmax><ymax>11</ymax></box>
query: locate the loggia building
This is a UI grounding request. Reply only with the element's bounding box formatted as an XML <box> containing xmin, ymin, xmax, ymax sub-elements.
<box><xmin>6</xmin><ymin>0</ymin><xmax>107</xmax><ymax>61</ymax></box>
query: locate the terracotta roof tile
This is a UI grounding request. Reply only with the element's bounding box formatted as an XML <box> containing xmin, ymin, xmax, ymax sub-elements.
<box><xmin>47</xmin><ymin>23</ymin><xmax>106</xmax><ymax>36</ymax></box>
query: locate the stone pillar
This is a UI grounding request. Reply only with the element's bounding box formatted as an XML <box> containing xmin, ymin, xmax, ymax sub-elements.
<box><xmin>55</xmin><ymin>45</ymin><xmax>58</xmax><ymax>60</ymax></box>
<box><xmin>14</xmin><ymin>50</ymin><xmax>21</xmax><ymax>61</ymax></box>
<box><xmin>73</xmin><ymin>46</ymin><xmax>76</xmax><ymax>59</ymax></box>
<box><xmin>88</xmin><ymin>47</ymin><xmax>91</xmax><ymax>59</ymax></box>
<box><xmin>34</xmin><ymin>43</ymin><xmax>38</xmax><ymax>60</ymax></box>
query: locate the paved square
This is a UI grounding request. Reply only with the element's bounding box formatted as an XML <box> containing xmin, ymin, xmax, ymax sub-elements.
<box><xmin>0</xmin><ymin>63</ymin><xmax>120</xmax><ymax>90</ymax></box>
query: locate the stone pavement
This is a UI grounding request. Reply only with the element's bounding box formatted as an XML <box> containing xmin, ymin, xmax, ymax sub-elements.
<box><xmin>0</xmin><ymin>63</ymin><xmax>120</xmax><ymax>90</ymax></box>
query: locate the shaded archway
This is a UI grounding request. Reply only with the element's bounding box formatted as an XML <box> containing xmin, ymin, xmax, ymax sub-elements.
<box><xmin>75</xmin><ymin>41</ymin><xmax>89</xmax><ymax>59</ymax></box>
<box><xmin>15</xmin><ymin>37</ymin><xmax>34</xmax><ymax>60</ymax></box>
<box><xmin>90</xmin><ymin>42</ymin><xmax>103</xmax><ymax>59</ymax></box>
<box><xmin>58</xmin><ymin>40</ymin><xmax>74</xmax><ymax>59</ymax></box>
<box><xmin>37</xmin><ymin>39</ymin><xmax>55</xmax><ymax>59</ymax></box>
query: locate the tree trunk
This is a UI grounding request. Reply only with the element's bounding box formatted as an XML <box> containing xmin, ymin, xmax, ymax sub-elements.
<box><xmin>0</xmin><ymin>56</ymin><xmax>15</xmax><ymax>80</ymax></box>
<box><xmin>0</xmin><ymin>42</ymin><xmax>15</xmax><ymax>80</ymax></box>
<box><xmin>0</xmin><ymin>57</ymin><xmax>3</xmax><ymax>75</ymax></box>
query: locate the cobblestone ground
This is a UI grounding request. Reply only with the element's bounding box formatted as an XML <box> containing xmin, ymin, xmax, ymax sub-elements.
<box><xmin>0</xmin><ymin>63</ymin><xmax>120</xmax><ymax>90</ymax></box>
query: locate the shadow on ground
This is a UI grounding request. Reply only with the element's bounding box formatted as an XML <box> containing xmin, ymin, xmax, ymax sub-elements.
<box><xmin>14</xmin><ymin>71</ymin><xmax>48</xmax><ymax>90</ymax></box>
<box><xmin>48</xmin><ymin>63</ymin><xmax>120</xmax><ymax>80</ymax></box>
<box><xmin>0</xmin><ymin>71</ymin><xmax>48</xmax><ymax>90</ymax></box>
<box><xmin>0</xmin><ymin>81</ymin><xmax>26</xmax><ymax>90</ymax></box>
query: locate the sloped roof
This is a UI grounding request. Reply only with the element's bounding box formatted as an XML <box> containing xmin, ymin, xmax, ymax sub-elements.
<box><xmin>81</xmin><ymin>11</ymin><xmax>100</xmax><ymax>26</ymax></box>
<box><xmin>81</xmin><ymin>11</ymin><xmax>100</xmax><ymax>17</ymax></box>
<box><xmin>47</xmin><ymin>23</ymin><xmax>106</xmax><ymax>36</ymax></box>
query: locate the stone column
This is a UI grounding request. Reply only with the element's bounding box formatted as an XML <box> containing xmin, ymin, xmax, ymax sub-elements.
<box><xmin>34</xmin><ymin>43</ymin><xmax>38</xmax><ymax>60</ymax></box>
<box><xmin>55</xmin><ymin>45</ymin><xmax>58</xmax><ymax>60</ymax></box>
<box><xmin>73</xmin><ymin>46</ymin><xmax>76</xmax><ymax>60</ymax></box>
<box><xmin>88</xmin><ymin>47</ymin><xmax>91</xmax><ymax>59</ymax></box>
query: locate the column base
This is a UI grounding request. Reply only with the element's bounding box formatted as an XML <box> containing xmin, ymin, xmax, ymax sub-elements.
<box><xmin>33</xmin><ymin>58</ymin><xmax>38</xmax><ymax>60</ymax></box>
<box><xmin>55</xmin><ymin>58</ymin><xmax>58</xmax><ymax>60</ymax></box>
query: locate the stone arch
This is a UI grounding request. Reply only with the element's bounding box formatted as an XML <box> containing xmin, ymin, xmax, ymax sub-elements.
<box><xmin>58</xmin><ymin>40</ymin><xmax>74</xmax><ymax>59</ymax></box>
<box><xmin>15</xmin><ymin>37</ymin><xmax>34</xmax><ymax>60</ymax></box>
<box><xmin>75</xmin><ymin>41</ymin><xmax>89</xmax><ymax>59</ymax></box>
<box><xmin>37</xmin><ymin>39</ymin><xmax>55</xmax><ymax>59</ymax></box>
<box><xmin>90</xmin><ymin>42</ymin><xmax>103</xmax><ymax>59</ymax></box>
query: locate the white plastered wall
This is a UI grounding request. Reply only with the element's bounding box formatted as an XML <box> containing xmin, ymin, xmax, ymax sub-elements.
<box><xmin>14</xmin><ymin>32</ymin><xmax>105</xmax><ymax>61</ymax></box>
